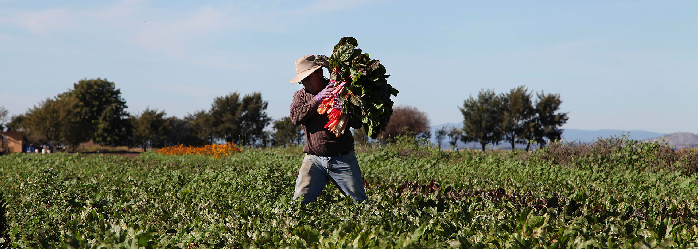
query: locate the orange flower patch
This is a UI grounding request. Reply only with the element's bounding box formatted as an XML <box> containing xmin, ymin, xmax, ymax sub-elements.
<box><xmin>156</xmin><ymin>143</ymin><xmax>242</xmax><ymax>159</ymax></box>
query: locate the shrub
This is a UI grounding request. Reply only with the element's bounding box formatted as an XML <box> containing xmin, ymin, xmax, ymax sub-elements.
<box><xmin>531</xmin><ymin>134</ymin><xmax>698</xmax><ymax>175</ymax></box>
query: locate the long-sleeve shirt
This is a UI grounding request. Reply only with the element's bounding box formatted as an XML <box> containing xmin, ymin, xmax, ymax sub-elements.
<box><xmin>290</xmin><ymin>88</ymin><xmax>360</xmax><ymax>156</ymax></box>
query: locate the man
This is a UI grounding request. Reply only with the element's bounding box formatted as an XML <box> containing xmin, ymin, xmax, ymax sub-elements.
<box><xmin>289</xmin><ymin>54</ymin><xmax>368</xmax><ymax>204</ymax></box>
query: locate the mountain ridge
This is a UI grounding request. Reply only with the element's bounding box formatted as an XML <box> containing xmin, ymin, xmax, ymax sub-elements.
<box><xmin>648</xmin><ymin>132</ymin><xmax>698</xmax><ymax>149</ymax></box>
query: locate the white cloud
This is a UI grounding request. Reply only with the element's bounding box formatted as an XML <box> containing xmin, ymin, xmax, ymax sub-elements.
<box><xmin>85</xmin><ymin>0</ymin><xmax>148</xmax><ymax>20</ymax></box>
<box><xmin>124</xmin><ymin>0</ymin><xmax>380</xmax><ymax>57</ymax></box>
<box><xmin>293</xmin><ymin>0</ymin><xmax>377</xmax><ymax>14</ymax></box>
<box><xmin>0</xmin><ymin>8</ymin><xmax>77</xmax><ymax>36</ymax></box>
<box><xmin>128</xmin><ymin>6</ymin><xmax>226</xmax><ymax>58</ymax></box>
<box><xmin>0</xmin><ymin>0</ymin><xmax>379</xmax><ymax>70</ymax></box>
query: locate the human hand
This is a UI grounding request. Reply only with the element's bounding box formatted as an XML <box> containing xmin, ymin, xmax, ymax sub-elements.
<box><xmin>315</xmin><ymin>84</ymin><xmax>334</xmax><ymax>102</ymax></box>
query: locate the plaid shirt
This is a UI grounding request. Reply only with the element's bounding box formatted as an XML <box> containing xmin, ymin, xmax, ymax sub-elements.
<box><xmin>290</xmin><ymin>88</ymin><xmax>360</xmax><ymax>156</ymax></box>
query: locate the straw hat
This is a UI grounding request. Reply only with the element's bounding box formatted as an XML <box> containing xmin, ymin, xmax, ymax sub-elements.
<box><xmin>289</xmin><ymin>55</ymin><xmax>322</xmax><ymax>83</ymax></box>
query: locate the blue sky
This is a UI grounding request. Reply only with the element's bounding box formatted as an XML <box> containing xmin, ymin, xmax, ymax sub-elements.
<box><xmin>1</xmin><ymin>0</ymin><xmax>696</xmax><ymax>134</ymax></box>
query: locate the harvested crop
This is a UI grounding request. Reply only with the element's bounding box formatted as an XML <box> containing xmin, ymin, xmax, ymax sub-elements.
<box><xmin>315</xmin><ymin>37</ymin><xmax>399</xmax><ymax>138</ymax></box>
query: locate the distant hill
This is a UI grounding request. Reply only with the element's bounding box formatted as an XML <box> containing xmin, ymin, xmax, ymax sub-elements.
<box><xmin>648</xmin><ymin>132</ymin><xmax>698</xmax><ymax>149</ymax></box>
<box><xmin>428</xmin><ymin>123</ymin><xmax>687</xmax><ymax>150</ymax></box>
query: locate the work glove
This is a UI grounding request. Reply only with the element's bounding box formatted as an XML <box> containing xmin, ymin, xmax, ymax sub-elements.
<box><xmin>315</xmin><ymin>84</ymin><xmax>334</xmax><ymax>102</ymax></box>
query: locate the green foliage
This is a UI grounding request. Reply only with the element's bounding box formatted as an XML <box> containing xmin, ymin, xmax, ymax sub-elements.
<box><xmin>435</xmin><ymin>127</ymin><xmax>447</xmax><ymax>150</ymax></box>
<box><xmin>210</xmin><ymin>92</ymin><xmax>271</xmax><ymax>146</ymax></box>
<box><xmin>186</xmin><ymin>110</ymin><xmax>214</xmax><ymax>146</ymax></box>
<box><xmin>23</xmin><ymin>92</ymin><xmax>79</xmax><ymax>144</ymax></box>
<box><xmin>96</xmin><ymin>103</ymin><xmax>133</xmax><ymax>147</ymax></box>
<box><xmin>462</xmin><ymin>87</ymin><xmax>569</xmax><ymax>151</ymax></box>
<box><xmin>271</xmin><ymin>116</ymin><xmax>303</xmax><ymax>146</ymax></box>
<box><xmin>446</xmin><ymin>126</ymin><xmax>462</xmax><ymax>149</ymax></box>
<box><xmin>164</xmin><ymin>116</ymin><xmax>193</xmax><ymax>147</ymax></box>
<box><xmin>2</xmin><ymin>137</ymin><xmax>698</xmax><ymax>248</ymax></box>
<box><xmin>132</xmin><ymin>108</ymin><xmax>171</xmax><ymax>152</ymax></box>
<box><xmin>0</xmin><ymin>188</ymin><xmax>8</xmax><ymax>248</ymax></box>
<box><xmin>4</xmin><ymin>114</ymin><xmax>26</xmax><ymax>133</ymax></box>
<box><xmin>501</xmin><ymin>86</ymin><xmax>535</xmax><ymax>150</ymax></box>
<box><xmin>531</xmin><ymin>91</ymin><xmax>569</xmax><ymax>148</ymax></box>
<box><xmin>531</xmin><ymin>133</ymin><xmax>698</xmax><ymax>176</ymax></box>
<box><xmin>317</xmin><ymin>37</ymin><xmax>399</xmax><ymax>139</ymax></box>
<box><xmin>460</xmin><ymin>89</ymin><xmax>504</xmax><ymax>151</ymax></box>
<box><xmin>72</xmin><ymin>78</ymin><xmax>131</xmax><ymax>146</ymax></box>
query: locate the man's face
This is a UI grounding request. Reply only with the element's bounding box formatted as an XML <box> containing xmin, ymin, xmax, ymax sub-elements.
<box><xmin>302</xmin><ymin>70</ymin><xmax>324</xmax><ymax>94</ymax></box>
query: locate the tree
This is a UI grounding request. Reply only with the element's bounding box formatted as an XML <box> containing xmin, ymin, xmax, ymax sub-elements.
<box><xmin>96</xmin><ymin>103</ymin><xmax>133</xmax><ymax>146</ymax></box>
<box><xmin>520</xmin><ymin>119</ymin><xmax>541</xmax><ymax>151</ymax></box>
<box><xmin>238</xmin><ymin>92</ymin><xmax>272</xmax><ymax>146</ymax></box>
<box><xmin>259</xmin><ymin>130</ymin><xmax>272</xmax><ymax>148</ymax></box>
<box><xmin>24</xmin><ymin>93</ymin><xmax>79</xmax><ymax>144</ymax></box>
<box><xmin>210</xmin><ymin>92</ymin><xmax>242</xmax><ymax>143</ymax></box>
<box><xmin>5</xmin><ymin>114</ymin><xmax>26</xmax><ymax>132</ymax></box>
<box><xmin>418</xmin><ymin>131</ymin><xmax>432</xmax><ymax>144</ymax></box>
<box><xmin>379</xmin><ymin>105</ymin><xmax>430</xmax><ymax>142</ymax></box>
<box><xmin>501</xmin><ymin>86</ymin><xmax>535</xmax><ymax>150</ymax></box>
<box><xmin>435</xmin><ymin>127</ymin><xmax>447</xmax><ymax>150</ymax></box>
<box><xmin>533</xmin><ymin>91</ymin><xmax>569</xmax><ymax>148</ymax></box>
<box><xmin>164</xmin><ymin>116</ymin><xmax>191</xmax><ymax>146</ymax></box>
<box><xmin>271</xmin><ymin>116</ymin><xmax>303</xmax><ymax>146</ymax></box>
<box><xmin>446</xmin><ymin>126</ymin><xmax>462</xmax><ymax>149</ymax></box>
<box><xmin>187</xmin><ymin>110</ymin><xmax>214</xmax><ymax>146</ymax></box>
<box><xmin>0</xmin><ymin>106</ymin><xmax>8</xmax><ymax>132</ymax></box>
<box><xmin>518</xmin><ymin>91</ymin><xmax>569</xmax><ymax>151</ymax></box>
<box><xmin>210</xmin><ymin>92</ymin><xmax>271</xmax><ymax>146</ymax></box>
<box><xmin>460</xmin><ymin>89</ymin><xmax>504</xmax><ymax>151</ymax></box>
<box><xmin>132</xmin><ymin>108</ymin><xmax>170</xmax><ymax>152</ymax></box>
<box><xmin>61</xmin><ymin>105</ymin><xmax>91</xmax><ymax>152</ymax></box>
<box><xmin>72</xmin><ymin>78</ymin><xmax>131</xmax><ymax>146</ymax></box>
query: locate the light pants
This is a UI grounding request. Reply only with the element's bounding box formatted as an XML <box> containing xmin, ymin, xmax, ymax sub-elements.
<box><xmin>293</xmin><ymin>151</ymin><xmax>368</xmax><ymax>204</ymax></box>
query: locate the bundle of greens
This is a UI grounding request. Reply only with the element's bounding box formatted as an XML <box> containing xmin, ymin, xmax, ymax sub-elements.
<box><xmin>315</xmin><ymin>37</ymin><xmax>399</xmax><ymax>138</ymax></box>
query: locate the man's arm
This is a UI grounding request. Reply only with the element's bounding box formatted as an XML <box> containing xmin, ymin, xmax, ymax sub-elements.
<box><xmin>290</xmin><ymin>91</ymin><xmax>320</xmax><ymax>125</ymax></box>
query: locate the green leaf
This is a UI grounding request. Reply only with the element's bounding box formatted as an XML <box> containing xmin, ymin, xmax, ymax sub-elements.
<box><xmin>411</xmin><ymin>222</ymin><xmax>428</xmax><ymax>243</ymax></box>
<box><xmin>138</xmin><ymin>231</ymin><xmax>153</xmax><ymax>248</ymax></box>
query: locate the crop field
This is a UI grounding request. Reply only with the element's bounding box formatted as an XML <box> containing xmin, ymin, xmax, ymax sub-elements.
<box><xmin>2</xmin><ymin>137</ymin><xmax>698</xmax><ymax>248</ymax></box>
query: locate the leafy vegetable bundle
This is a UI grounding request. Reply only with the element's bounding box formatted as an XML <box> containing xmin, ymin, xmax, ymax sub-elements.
<box><xmin>315</xmin><ymin>37</ymin><xmax>399</xmax><ymax>138</ymax></box>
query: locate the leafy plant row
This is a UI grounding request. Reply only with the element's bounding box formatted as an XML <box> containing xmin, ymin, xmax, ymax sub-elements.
<box><xmin>0</xmin><ymin>138</ymin><xmax>697</xmax><ymax>248</ymax></box>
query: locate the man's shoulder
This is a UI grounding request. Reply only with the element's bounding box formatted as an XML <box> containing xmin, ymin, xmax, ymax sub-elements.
<box><xmin>293</xmin><ymin>88</ymin><xmax>312</xmax><ymax>98</ymax></box>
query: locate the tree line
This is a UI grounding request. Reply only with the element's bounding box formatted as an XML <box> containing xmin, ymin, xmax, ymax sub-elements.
<box><xmin>2</xmin><ymin>78</ymin><xmax>300</xmax><ymax>152</ymax></box>
<box><xmin>1</xmin><ymin>79</ymin><xmax>567</xmax><ymax>152</ymax></box>
<box><xmin>435</xmin><ymin>86</ymin><xmax>568</xmax><ymax>151</ymax></box>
